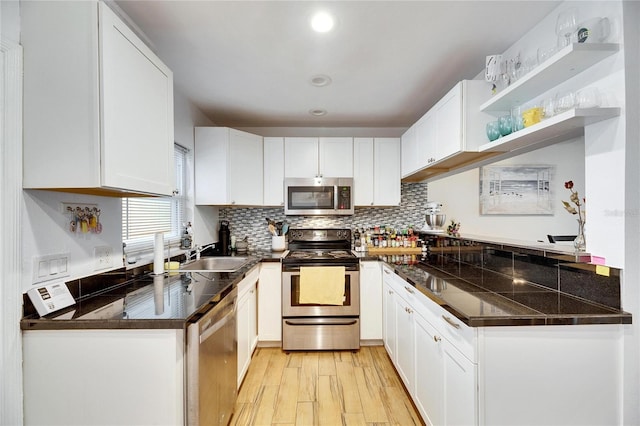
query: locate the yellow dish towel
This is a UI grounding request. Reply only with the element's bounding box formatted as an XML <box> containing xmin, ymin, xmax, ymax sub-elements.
<box><xmin>299</xmin><ymin>266</ymin><xmax>345</xmax><ymax>305</ymax></box>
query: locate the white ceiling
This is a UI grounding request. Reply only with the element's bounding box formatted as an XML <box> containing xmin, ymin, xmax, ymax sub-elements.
<box><xmin>114</xmin><ymin>0</ymin><xmax>562</xmax><ymax>129</ymax></box>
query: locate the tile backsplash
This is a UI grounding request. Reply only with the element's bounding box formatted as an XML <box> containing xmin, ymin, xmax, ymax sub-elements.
<box><xmin>220</xmin><ymin>183</ymin><xmax>428</xmax><ymax>251</ymax></box>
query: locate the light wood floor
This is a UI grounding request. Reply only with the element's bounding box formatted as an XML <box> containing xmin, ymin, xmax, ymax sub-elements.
<box><xmin>231</xmin><ymin>346</ymin><xmax>424</xmax><ymax>426</ymax></box>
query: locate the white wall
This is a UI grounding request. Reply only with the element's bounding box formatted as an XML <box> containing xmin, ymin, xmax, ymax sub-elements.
<box><xmin>621</xmin><ymin>1</ymin><xmax>640</xmax><ymax>423</ymax></box>
<box><xmin>429</xmin><ymin>137</ymin><xmax>584</xmax><ymax>243</ymax></box>
<box><xmin>21</xmin><ymin>191</ymin><xmax>122</xmax><ymax>293</ymax></box>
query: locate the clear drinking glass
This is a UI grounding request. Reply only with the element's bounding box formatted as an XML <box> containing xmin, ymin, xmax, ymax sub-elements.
<box><xmin>576</xmin><ymin>87</ymin><xmax>601</xmax><ymax>108</ymax></box>
<box><xmin>555</xmin><ymin>91</ymin><xmax>576</xmax><ymax>113</ymax></box>
<box><xmin>556</xmin><ymin>8</ymin><xmax>578</xmax><ymax>48</ymax></box>
<box><xmin>542</xmin><ymin>98</ymin><xmax>556</xmax><ymax>118</ymax></box>
<box><xmin>511</xmin><ymin>106</ymin><xmax>525</xmax><ymax>132</ymax></box>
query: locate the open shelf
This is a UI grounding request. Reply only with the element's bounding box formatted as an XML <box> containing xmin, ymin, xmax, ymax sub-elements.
<box><xmin>478</xmin><ymin>107</ymin><xmax>620</xmax><ymax>153</ymax></box>
<box><xmin>480</xmin><ymin>43</ymin><xmax>620</xmax><ymax>112</ymax></box>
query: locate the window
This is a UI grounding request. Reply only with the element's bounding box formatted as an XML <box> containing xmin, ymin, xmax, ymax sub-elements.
<box><xmin>122</xmin><ymin>144</ymin><xmax>189</xmax><ymax>255</ymax></box>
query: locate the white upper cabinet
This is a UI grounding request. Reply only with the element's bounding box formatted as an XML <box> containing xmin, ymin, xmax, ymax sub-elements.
<box><xmin>354</xmin><ymin>138</ymin><xmax>375</xmax><ymax>205</ymax></box>
<box><xmin>402</xmin><ymin>80</ymin><xmax>494</xmax><ymax>183</ymax></box>
<box><xmin>263</xmin><ymin>137</ymin><xmax>285</xmax><ymax>206</ymax></box>
<box><xmin>194</xmin><ymin>127</ymin><xmax>263</xmax><ymax>206</ymax></box>
<box><xmin>354</xmin><ymin>138</ymin><xmax>400</xmax><ymax>206</ymax></box>
<box><xmin>434</xmin><ymin>85</ymin><xmax>463</xmax><ymax>160</ymax></box>
<box><xmin>318</xmin><ymin>137</ymin><xmax>354</xmax><ymax>177</ymax></box>
<box><xmin>22</xmin><ymin>1</ymin><xmax>175</xmax><ymax>197</ymax></box>
<box><xmin>401</xmin><ymin>125</ymin><xmax>418</xmax><ymax>178</ymax></box>
<box><xmin>374</xmin><ymin>138</ymin><xmax>401</xmax><ymax>206</ymax></box>
<box><xmin>284</xmin><ymin>137</ymin><xmax>353</xmax><ymax>178</ymax></box>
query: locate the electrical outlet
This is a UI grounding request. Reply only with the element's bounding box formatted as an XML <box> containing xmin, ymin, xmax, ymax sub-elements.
<box><xmin>94</xmin><ymin>246</ymin><xmax>114</xmax><ymax>270</ymax></box>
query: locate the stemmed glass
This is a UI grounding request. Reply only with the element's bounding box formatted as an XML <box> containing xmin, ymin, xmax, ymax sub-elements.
<box><xmin>556</xmin><ymin>8</ymin><xmax>578</xmax><ymax>48</ymax></box>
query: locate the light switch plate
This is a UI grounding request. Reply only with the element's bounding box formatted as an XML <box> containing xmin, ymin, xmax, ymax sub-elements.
<box><xmin>32</xmin><ymin>253</ymin><xmax>71</xmax><ymax>285</ymax></box>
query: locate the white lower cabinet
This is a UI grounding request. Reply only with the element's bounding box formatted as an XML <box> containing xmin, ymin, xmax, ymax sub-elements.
<box><xmin>23</xmin><ymin>329</ymin><xmax>185</xmax><ymax>426</ymax></box>
<box><xmin>257</xmin><ymin>262</ymin><xmax>282</xmax><ymax>344</ymax></box>
<box><xmin>442</xmin><ymin>341</ymin><xmax>476</xmax><ymax>426</ymax></box>
<box><xmin>237</xmin><ymin>267</ymin><xmax>259</xmax><ymax>388</ymax></box>
<box><xmin>394</xmin><ymin>292</ymin><xmax>415</xmax><ymax>392</ymax></box>
<box><xmin>382</xmin><ymin>264</ymin><xmax>623</xmax><ymax>426</ymax></box>
<box><xmin>359</xmin><ymin>261</ymin><xmax>383</xmax><ymax>341</ymax></box>
<box><xmin>382</xmin><ymin>268</ymin><xmax>397</xmax><ymax>360</ymax></box>
<box><xmin>414</xmin><ymin>313</ymin><xmax>444</xmax><ymax>426</ymax></box>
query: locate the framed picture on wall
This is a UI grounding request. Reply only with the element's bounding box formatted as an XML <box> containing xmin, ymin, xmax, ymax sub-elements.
<box><xmin>479</xmin><ymin>165</ymin><xmax>554</xmax><ymax>215</ymax></box>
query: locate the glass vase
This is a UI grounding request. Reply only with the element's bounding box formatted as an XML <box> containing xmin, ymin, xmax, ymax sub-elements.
<box><xmin>574</xmin><ymin>221</ymin><xmax>586</xmax><ymax>252</ymax></box>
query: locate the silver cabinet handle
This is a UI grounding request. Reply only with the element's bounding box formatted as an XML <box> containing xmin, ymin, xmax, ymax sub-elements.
<box><xmin>388</xmin><ymin>290</ymin><xmax>393</xmax><ymax>295</ymax></box>
<box><xmin>383</xmin><ymin>269</ymin><xmax>391</xmax><ymax>275</ymax></box>
<box><xmin>442</xmin><ymin>315</ymin><xmax>461</xmax><ymax>329</ymax></box>
<box><xmin>404</xmin><ymin>307</ymin><xmax>413</xmax><ymax>314</ymax></box>
<box><xmin>404</xmin><ymin>285</ymin><xmax>414</xmax><ymax>294</ymax></box>
<box><xmin>433</xmin><ymin>335</ymin><xmax>441</xmax><ymax>343</ymax></box>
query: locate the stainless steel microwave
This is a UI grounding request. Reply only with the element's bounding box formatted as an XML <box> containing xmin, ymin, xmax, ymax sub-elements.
<box><xmin>284</xmin><ymin>177</ymin><xmax>354</xmax><ymax>215</ymax></box>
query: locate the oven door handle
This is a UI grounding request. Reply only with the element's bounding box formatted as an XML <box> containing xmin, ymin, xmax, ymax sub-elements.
<box><xmin>284</xmin><ymin>318</ymin><xmax>358</xmax><ymax>326</ymax></box>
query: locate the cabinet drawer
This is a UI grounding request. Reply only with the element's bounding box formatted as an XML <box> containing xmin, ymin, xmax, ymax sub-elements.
<box><xmin>414</xmin><ymin>293</ymin><xmax>476</xmax><ymax>363</ymax></box>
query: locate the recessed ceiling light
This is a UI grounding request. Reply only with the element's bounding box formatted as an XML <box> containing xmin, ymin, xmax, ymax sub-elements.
<box><xmin>309</xmin><ymin>108</ymin><xmax>327</xmax><ymax>116</ymax></box>
<box><xmin>310</xmin><ymin>11</ymin><xmax>334</xmax><ymax>33</ymax></box>
<box><xmin>310</xmin><ymin>75</ymin><xmax>332</xmax><ymax>87</ymax></box>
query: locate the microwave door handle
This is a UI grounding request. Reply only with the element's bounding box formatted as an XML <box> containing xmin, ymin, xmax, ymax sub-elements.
<box><xmin>334</xmin><ymin>186</ymin><xmax>339</xmax><ymax>210</ymax></box>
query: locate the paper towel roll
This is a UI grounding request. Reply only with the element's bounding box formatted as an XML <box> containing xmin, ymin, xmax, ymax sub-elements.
<box><xmin>153</xmin><ymin>274</ymin><xmax>165</xmax><ymax>315</ymax></box>
<box><xmin>153</xmin><ymin>232</ymin><xmax>164</xmax><ymax>275</ymax></box>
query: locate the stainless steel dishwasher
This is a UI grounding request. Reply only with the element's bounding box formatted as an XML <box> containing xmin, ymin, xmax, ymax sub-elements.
<box><xmin>186</xmin><ymin>286</ymin><xmax>238</xmax><ymax>426</ymax></box>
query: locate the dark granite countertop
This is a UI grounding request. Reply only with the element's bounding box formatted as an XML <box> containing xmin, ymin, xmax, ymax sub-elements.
<box><xmin>21</xmin><ymin>248</ymin><xmax>631</xmax><ymax>331</ymax></box>
<box><xmin>380</xmin><ymin>259</ymin><xmax>632</xmax><ymax>327</ymax></box>
<box><xmin>21</xmin><ymin>251</ymin><xmax>285</xmax><ymax>331</ymax></box>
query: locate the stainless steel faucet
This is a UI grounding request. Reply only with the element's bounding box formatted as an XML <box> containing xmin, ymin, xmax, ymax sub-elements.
<box><xmin>188</xmin><ymin>243</ymin><xmax>215</xmax><ymax>260</ymax></box>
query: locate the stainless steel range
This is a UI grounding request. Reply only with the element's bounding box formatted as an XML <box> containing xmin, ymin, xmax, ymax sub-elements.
<box><xmin>282</xmin><ymin>228</ymin><xmax>360</xmax><ymax>351</ymax></box>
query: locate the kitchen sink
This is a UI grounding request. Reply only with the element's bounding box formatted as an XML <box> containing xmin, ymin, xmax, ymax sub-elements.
<box><xmin>179</xmin><ymin>256</ymin><xmax>250</xmax><ymax>272</ymax></box>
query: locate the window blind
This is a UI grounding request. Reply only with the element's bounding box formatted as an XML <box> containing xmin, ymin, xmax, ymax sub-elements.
<box><xmin>122</xmin><ymin>144</ymin><xmax>189</xmax><ymax>256</ymax></box>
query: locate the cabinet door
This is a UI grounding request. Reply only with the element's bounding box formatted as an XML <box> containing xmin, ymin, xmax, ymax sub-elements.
<box><xmin>248</xmin><ymin>283</ymin><xmax>258</xmax><ymax>352</ymax></box>
<box><xmin>359</xmin><ymin>261</ymin><xmax>383</xmax><ymax>340</ymax></box>
<box><xmin>194</xmin><ymin>127</ymin><xmax>229</xmax><ymax>205</ymax></box>
<box><xmin>228</xmin><ymin>129</ymin><xmax>263</xmax><ymax>205</ymax></box>
<box><xmin>415</xmin><ymin>313</ymin><xmax>444</xmax><ymax>426</ymax></box>
<box><xmin>100</xmin><ymin>3</ymin><xmax>174</xmax><ymax>195</ymax></box>
<box><xmin>395</xmin><ymin>294</ymin><xmax>415</xmax><ymax>394</ymax></box>
<box><xmin>434</xmin><ymin>83</ymin><xmax>462</xmax><ymax>161</ymax></box>
<box><xmin>319</xmin><ymin>137</ymin><xmax>353</xmax><ymax>177</ymax></box>
<box><xmin>353</xmin><ymin>138</ymin><xmax>374</xmax><ymax>206</ymax></box>
<box><xmin>416</xmin><ymin>109</ymin><xmax>437</xmax><ymax>167</ymax></box>
<box><xmin>443</xmin><ymin>342</ymin><xmax>476</xmax><ymax>426</ymax></box>
<box><xmin>263</xmin><ymin>137</ymin><xmax>285</xmax><ymax>206</ymax></box>
<box><xmin>401</xmin><ymin>124</ymin><xmax>417</xmax><ymax>177</ymax></box>
<box><xmin>257</xmin><ymin>263</ymin><xmax>282</xmax><ymax>343</ymax></box>
<box><xmin>373</xmin><ymin>138</ymin><xmax>401</xmax><ymax>206</ymax></box>
<box><xmin>237</xmin><ymin>289</ymin><xmax>250</xmax><ymax>388</ymax></box>
<box><xmin>284</xmin><ymin>137</ymin><xmax>318</xmax><ymax>177</ymax></box>
<box><xmin>382</xmin><ymin>279</ymin><xmax>397</xmax><ymax>360</ymax></box>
